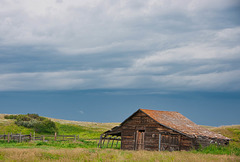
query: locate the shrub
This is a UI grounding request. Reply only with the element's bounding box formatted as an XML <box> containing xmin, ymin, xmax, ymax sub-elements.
<box><xmin>39</xmin><ymin>116</ymin><xmax>47</xmax><ymax>121</ymax></box>
<box><xmin>4</xmin><ymin>115</ymin><xmax>18</xmax><ymax>119</ymax></box>
<box><xmin>34</xmin><ymin>119</ymin><xmax>58</xmax><ymax>134</ymax></box>
<box><xmin>16</xmin><ymin>115</ymin><xmax>31</xmax><ymax>121</ymax></box>
<box><xmin>27</xmin><ymin>113</ymin><xmax>39</xmax><ymax>119</ymax></box>
<box><xmin>6</xmin><ymin>113</ymin><xmax>58</xmax><ymax>134</ymax></box>
<box><xmin>15</xmin><ymin>119</ymin><xmax>41</xmax><ymax>128</ymax></box>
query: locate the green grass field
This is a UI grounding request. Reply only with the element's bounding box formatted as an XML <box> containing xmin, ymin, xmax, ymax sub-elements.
<box><xmin>0</xmin><ymin>114</ymin><xmax>239</xmax><ymax>161</ymax></box>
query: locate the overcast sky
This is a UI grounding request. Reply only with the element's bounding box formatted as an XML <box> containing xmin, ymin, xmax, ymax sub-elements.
<box><xmin>0</xmin><ymin>0</ymin><xmax>240</xmax><ymax>125</ymax></box>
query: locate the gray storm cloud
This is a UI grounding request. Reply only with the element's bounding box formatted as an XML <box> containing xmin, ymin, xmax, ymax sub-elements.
<box><xmin>0</xmin><ymin>0</ymin><xmax>240</xmax><ymax>91</ymax></box>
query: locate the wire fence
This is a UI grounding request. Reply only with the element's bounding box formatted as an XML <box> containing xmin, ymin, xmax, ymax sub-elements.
<box><xmin>0</xmin><ymin>132</ymin><xmax>99</xmax><ymax>143</ymax></box>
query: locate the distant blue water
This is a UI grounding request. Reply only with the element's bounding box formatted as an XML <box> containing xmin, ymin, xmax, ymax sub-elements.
<box><xmin>0</xmin><ymin>90</ymin><xmax>239</xmax><ymax>126</ymax></box>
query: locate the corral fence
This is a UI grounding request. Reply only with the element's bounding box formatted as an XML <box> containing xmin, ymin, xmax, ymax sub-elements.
<box><xmin>0</xmin><ymin>133</ymin><xmax>31</xmax><ymax>142</ymax></box>
<box><xmin>0</xmin><ymin>132</ymin><xmax>98</xmax><ymax>143</ymax></box>
<box><xmin>34</xmin><ymin>132</ymin><xmax>79</xmax><ymax>142</ymax></box>
<box><xmin>98</xmin><ymin>135</ymin><xmax>121</xmax><ymax>149</ymax></box>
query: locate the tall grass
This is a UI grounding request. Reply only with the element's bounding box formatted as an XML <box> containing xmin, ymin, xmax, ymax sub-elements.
<box><xmin>192</xmin><ymin>143</ymin><xmax>240</xmax><ymax>156</ymax></box>
<box><xmin>0</xmin><ymin>148</ymin><xmax>239</xmax><ymax>161</ymax></box>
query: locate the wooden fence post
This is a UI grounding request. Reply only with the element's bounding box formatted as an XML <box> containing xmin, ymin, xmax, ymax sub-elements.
<box><xmin>42</xmin><ymin>135</ymin><xmax>45</xmax><ymax>142</ymax></box>
<box><xmin>30</xmin><ymin>132</ymin><xmax>32</xmax><ymax>141</ymax></box>
<box><xmin>74</xmin><ymin>135</ymin><xmax>76</xmax><ymax>142</ymax></box>
<box><xmin>7</xmin><ymin>133</ymin><xmax>10</xmax><ymax>143</ymax></box>
<box><xmin>55</xmin><ymin>132</ymin><xmax>57</xmax><ymax>141</ymax></box>
<box><xmin>19</xmin><ymin>132</ymin><xmax>22</xmax><ymax>143</ymax></box>
<box><xmin>77</xmin><ymin>135</ymin><xmax>79</xmax><ymax>140</ymax></box>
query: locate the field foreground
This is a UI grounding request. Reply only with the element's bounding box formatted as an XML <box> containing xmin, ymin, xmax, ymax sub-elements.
<box><xmin>0</xmin><ymin>114</ymin><xmax>239</xmax><ymax>161</ymax></box>
<box><xmin>0</xmin><ymin>148</ymin><xmax>239</xmax><ymax>162</ymax></box>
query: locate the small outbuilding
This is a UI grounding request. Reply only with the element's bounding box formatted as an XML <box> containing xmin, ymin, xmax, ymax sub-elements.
<box><xmin>98</xmin><ymin>109</ymin><xmax>230</xmax><ymax>151</ymax></box>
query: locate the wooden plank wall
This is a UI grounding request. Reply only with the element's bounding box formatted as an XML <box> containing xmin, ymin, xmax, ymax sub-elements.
<box><xmin>120</xmin><ymin>110</ymin><xmax>193</xmax><ymax>151</ymax></box>
<box><xmin>180</xmin><ymin>135</ymin><xmax>193</xmax><ymax>151</ymax></box>
<box><xmin>192</xmin><ymin>137</ymin><xmax>229</xmax><ymax>150</ymax></box>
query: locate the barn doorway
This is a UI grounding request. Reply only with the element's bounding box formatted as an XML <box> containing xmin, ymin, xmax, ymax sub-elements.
<box><xmin>136</xmin><ymin>130</ymin><xmax>145</xmax><ymax>150</ymax></box>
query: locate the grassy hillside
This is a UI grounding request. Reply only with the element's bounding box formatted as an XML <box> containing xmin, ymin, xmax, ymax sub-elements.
<box><xmin>210</xmin><ymin>125</ymin><xmax>240</xmax><ymax>142</ymax></box>
<box><xmin>0</xmin><ymin>114</ymin><xmax>119</xmax><ymax>139</ymax></box>
<box><xmin>0</xmin><ymin>114</ymin><xmax>33</xmax><ymax>134</ymax></box>
<box><xmin>48</xmin><ymin>117</ymin><xmax>119</xmax><ymax>131</ymax></box>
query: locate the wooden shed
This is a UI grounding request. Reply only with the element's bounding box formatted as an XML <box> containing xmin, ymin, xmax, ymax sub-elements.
<box><xmin>98</xmin><ymin>109</ymin><xmax>230</xmax><ymax>151</ymax></box>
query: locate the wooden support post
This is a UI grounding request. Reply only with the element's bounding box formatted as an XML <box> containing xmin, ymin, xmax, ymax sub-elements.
<box><xmin>111</xmin><ymin>137</ymin><xmax>116</xmax><ymax>148</ymax></box>
<box><xmin>55</xmin><ymin>132</ymin><xmax>57</xmax><ymax>141</ymax></box>
<box><xmin>106</xmin><ymin>137</ymin><xmax>110</xmax><ymax>148</ymax></box>
<box><xmin>116</xmin><ymin>138</ymin><xmax>119</xmax><ymax>147</ymax></box>
<box><xmin>42</xmin><ymin>136</ymin><xmax>45</xmax><ymax>142</ymax></box>
<box><xmin>7</xmin><ymin>133</ymin><xmax>10</xmax><ymax>143</ymax></box>
<box><xmin>159</xmin><ymin>134</ymin><xmax>161</xmax><ymax>151</ymax></box>
<box><xmin>102</xmin><ymin>135</ymin><xmax>106</xmax><ymax>147</ymax></box>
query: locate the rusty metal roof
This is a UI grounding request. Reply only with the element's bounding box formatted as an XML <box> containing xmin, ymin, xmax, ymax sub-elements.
<box><xmin>140</xmin><ymin>109</ymin><xmax>229</xmax><ymax>139</ymax></box>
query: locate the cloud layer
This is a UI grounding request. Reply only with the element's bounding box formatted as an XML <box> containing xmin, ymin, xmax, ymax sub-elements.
<box><xmin>0</xmin><ymin>0</ymin><xmax>240</xmax><ymax>91</ymax></box>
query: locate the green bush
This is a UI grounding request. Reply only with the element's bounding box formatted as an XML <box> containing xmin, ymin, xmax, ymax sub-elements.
<box><xmin>15</xmin><ymin>119</ymin><xmax>41</xmax><ymax>128</ymax></box>
<box><xmin>4</xmin><ymin>115</ymin><xmax>18</xmax><ymax>119</ymax></box>
<box><xmin>5</xmin><ymin>113</ymin><xmax>58</xmax><ymax>134</ymax></box>
<box><xmin>34</xmin><ymin>119</ymin><xmax>57</xmax><ymax>134</ymax></box>
<box><xmin>27</xmin><ymin>113</ymin><xmax>39</xmax><ymax>119</ymax></box>
<box><xmin>16</xmin><ymin>115</ymin><xmax>31</xmax><ymax>121</ymax></box>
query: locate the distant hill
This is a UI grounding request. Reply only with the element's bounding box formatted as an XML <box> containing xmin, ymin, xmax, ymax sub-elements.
<box><xmin>209</xmin><ymin>125</ymin><xmax>240</xmax><ymax>142</ymax></box>
<box><xmin>47</xmin><ymin>117</ymin><xmax>120</xmax><ymax>130</ymax></box>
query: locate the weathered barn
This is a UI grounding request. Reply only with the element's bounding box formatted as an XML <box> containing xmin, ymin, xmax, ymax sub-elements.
<box><xmin>98</xmin><ymin>109</ymin><xmax>230</xmax><ymax>151</ymax></box>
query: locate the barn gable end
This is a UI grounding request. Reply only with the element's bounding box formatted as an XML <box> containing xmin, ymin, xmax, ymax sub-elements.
<box><xmin>121</xmin><ymin>109</ymin><xmax>186</xmax><ymax>151</ymax></box>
